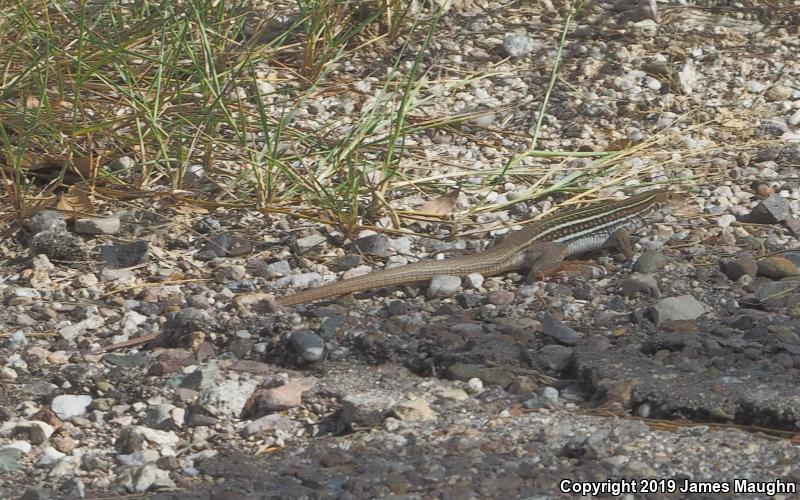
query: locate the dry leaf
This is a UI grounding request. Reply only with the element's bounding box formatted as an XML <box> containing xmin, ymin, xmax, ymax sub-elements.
<box><xmin>24</xmin><ymin>95</ymin><xmax>40</xmax><ymax>108</ymax></box>
<box><xmin>167</xmin><ymin>270</ymin><xmax>185</xmax><ymax>281</ymax></box>
<box><xmin>2</xmin><ymin>152</ymin><xmax>44</xmax><ymax>170</ymax></box>
<box><xmin>606</xmin><ymin>138</ymin><xmax>634</xmax><ymax>151</ymax></box>
<box><xmin>70</xmin><ymin>156</ymin><xmax>95</xmax><ymax>178</ymax></box>
<box><xmin>56</xmin><ymin>182</ymin><xmax>95</xmax><ymax>219</ymax></box>
<box><xmin>5</xmin><ymin>154</ymin><xmax>95</xmax><ymax>184</ymax></box>
<box><xmin>401</xmin><ymin>189</ymin><xmax>462</xmax><ymax>229</ymax></box>
<box><xmin>416</xmin><ymin>189</ymin><xmax>461</xmax><ymax>218</ymax></box>
<box><xmin>20</xmin><ymin>196</ymin><xmax>58</xmax><ymax>219</ymax></box>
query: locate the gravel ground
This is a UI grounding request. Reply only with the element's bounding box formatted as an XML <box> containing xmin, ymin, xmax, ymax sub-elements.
<box><xmin>3</xmin><ymin>0</ymin><xmax>800</xmax><ymax>498</ymax></box>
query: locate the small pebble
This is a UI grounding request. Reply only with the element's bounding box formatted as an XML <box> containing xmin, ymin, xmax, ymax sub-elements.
<box><xmin>75</xmin><ymin>215</ymin><xmax>121</xmax><ymax>235</ymax></box>
<box><xmin>756</xmin><ymin>256</ymin><xmax>799</xmax><ymax>279</ymax></box>
<box><xmin>427</xmin><ymin>275</ymin><xmax>462</xmax><ymax>299</ymax></box>
<box><xmin>466</xmin><ymin>378</ymin><xmax>483</xmax><ymax>395</ymax></box>
<box><xmin>720</xmin><ymin>257</ymin><xmax>758</xmax><ymax>281</ymax></box>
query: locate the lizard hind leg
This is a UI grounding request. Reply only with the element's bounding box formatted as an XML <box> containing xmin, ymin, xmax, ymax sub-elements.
<box><xmin>526</xmin><ymin>260</ymin><xmax>605</xmax><ymax>283</ymax></box>
<box><xmin>522</xmin><ymin>242</ymin><xmax>572</xmax><ymax>282</ymax></box>
<box><xmin>526</xmin><ymin>226</ymin><xmax>639</xmax><ymax>283</ymax></box>
<box><xmin>540</xmin><ymin>227</ymin><xmax>636</xmax><ymax>282</ymax></box>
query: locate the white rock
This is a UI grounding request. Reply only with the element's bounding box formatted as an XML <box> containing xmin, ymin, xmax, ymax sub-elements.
<box><xmin>58</xmin><ymin>315</ymin><xmax>105</xmax><ymax>340</ymax></box>
<box><xmin>393</xmin><ymin>397</ymin><xmax>437</xmax><ymax>421</ymax></box>
<box><xmin>101</xmin><ymin>268</ymin><xmax>137</xmax><ymax>283</ymax></box>
<box><xmin>340</xmin><ymin>265</ymin><xmax>372</xmax><ymax>281</ymax></box>
<box><xmin>116</xmin><ymin>449</ymin><xmax>159</xmax><ymax>467</ymax></box>
<box><xmin>390</xmin><ymin>237</ymin><xmax>413</xmax><ymax>255</ymax></box>
<box><xmin>199</xmin><ymin>374</ymin><xmax>259</xmax><ymax>418</ymax></box>
<box><xmin>677</xmin><ymin>59</ymin><xmax>697</xmax><ymax>95</ymax></box>
<box><xmin>465</xmin><ymin>273</ymin><xmax>485</xmax><ymax>289</ymax></box>
<box><xmin>649</xmin><ymin>295</ymin><xmax>706</xmax><ymax>324</ymax></box>
<box><xmin>241</xmin><ymin>414</ymin><xmax>295</xmax><ymax>436</ymax></box>
<box><xmin>274</xmin><ymin>272</ymin><xmax>324</xmax><ymax>289</ymax></box>
<box><xmin>352</xmin><ymin>80</ymin><xmax>371</xmax><ymax>93</ymax></box>
<box><xmin>36</xmin><ymin>446</ymin><xmax>66</xmax><ymax>466</ymax></box>
<box><xmin>171</xmin><ymin>407</ymin><xmax>185</xmax><ymax>429</ymax></box>
<box><xmin>789</xmin><ymin>109</ymin><xmax>800</xmax><ymax>127</ymax></box>
<box><xmin>426</xmin><ymin>275</ymin><xmax>462</xmax><ymax>298</ymax></box>
<box><xmin>6</xmin><ymin>354</ymin><xmax>26</xmax><ymax>370</ymax></box>
<box><xmin>75</xmin><ymin>273</ymin><xmax>98</xmax><ymax>287</ymax></box>
<box><xmin>75</xmin><ymin>215</ymin><xmax>121</xmax><ymax>235</ymax></box>
<box><xmin>51</xmin><ymin>394</ymin><xmax>93</xmax><ymax>419</ymax></box>
<box><xmin>3</xmin><ymin>441</ymin><xmax>32</xmax><ymax>454</ymax></box>
<box><xmin>121</xmin><ymin>310</ymin><xmax>148</xmax><ymax>335</ymax></box>
<box><xmin>466</xmin><ymin>378</ymin><xmax>483</xmax><ymax>394</ymax></box>
<box><xmin>542</xmin><ymin>386</ymin><xmax>560</xmax><ymax>400</ymax></box>
<box><xmin>126</xmin><ymin>426</ymin><xmax>180</xmax><ymax>447</ymax></box>
<box><xmin>108</xmin><ymin>156</ymin><xmax>135</xmax><ymax>170</ymax></box>
<box><xmin>11</xmin><ymin>420</ymin><xmax>55</xmax><ymax>444</ymax></box>
<box><xmin>256</xmin><ymin>80</ymin><xmax>275</xmax><ymax>94</ymax></box>
<box><xmin>49</xmin><ymin>456</ymin><xmax>81</xmax><ymax>477</ymax></box>
<box><xmin>716</xmin><ymin>214</ymin><xmax>737</xmax><ymax>228</ymax></box>
<box><xmin>644</xmin><ymin>77</ymin><xmax>661</xmax><ymax>91</ymax></box>
<box><xmin>10</xmin><ymin>287</ymin><xmax>41</xmax><ymax>300</ymax></box>
<box><xmin>1</xmin><ymin>367</ymin><xmax>17</xmax><ymax>380</ymax></box>
<box><xmin>433</xmin><ymin>387</ymin><xmax>469</xmax><ymax>401</ymax></box>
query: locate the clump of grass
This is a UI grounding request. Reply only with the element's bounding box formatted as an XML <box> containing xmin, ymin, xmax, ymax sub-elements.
<box><xmin>1</xmin><ymin>0</ymin><xmax>677</xmax><ymax>239</ymax></box>
<box><xmin>0</xmin><ymin>0</ymin><xmax>458</xmax><ymax>233</ymax></box>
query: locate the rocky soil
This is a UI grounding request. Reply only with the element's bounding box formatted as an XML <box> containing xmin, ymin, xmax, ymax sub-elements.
<box><xmin>3</xmin><ymin>0</ymin><xmax>800</xmax><ymax>498</ymax></box>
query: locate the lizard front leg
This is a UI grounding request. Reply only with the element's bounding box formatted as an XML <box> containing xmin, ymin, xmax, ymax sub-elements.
<box><xmin>610</xmin><ymin>227</ymin><xmax>635</xmax><ymax>258</ymax></box>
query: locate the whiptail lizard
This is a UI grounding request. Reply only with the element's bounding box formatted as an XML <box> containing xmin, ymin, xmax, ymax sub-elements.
<box><xmin>92</xmin><ymin>188</ymin><xmax>680</xmax><ymax>353</ymax></box>
<box><xmin>278</xmin><ymin>188</ymin><xmax>681</xmax><ymax>305</ymax></box>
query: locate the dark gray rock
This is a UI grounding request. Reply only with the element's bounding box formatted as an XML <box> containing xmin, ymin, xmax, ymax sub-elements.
<box><xmin>100</xmin><ymin>240</ymin><xmax>149</xmax><ymax>267</ymax></box>
<box><xmin>446</xmin><ymin>363</ymin><xmax>515</xmax><ymax>388</ymax></box>
<box><xmin>537</xmin><ymin>345</ymin><xmax>574</xmax><ymax>372</ymax></box>
<box><xmin>204</xmin><ymin>233</ymin><xmax>231</xmax><ymax>257</ymax></box>
<box><xmin>332</xmin><ymin>254</ymin><xmax>365</xmax><ymax>271</ymax></box>
<box><xmin>745</xmin><ymin>194</ymin><xmax>791</xmax><ymax>224</ymax></box>
<box><xmin>27</xmin><ymin>210</ymin><xmax>66</xmax><ymax>235</ymax></box>
<box><xmin>31</xmin><ymin>229</ymin><xmax>85</xmax><ymax>260</ymax></box>
<box><xmin>719</xmin><ymin>257</ymin><xmax>758</xmax><ymax>281</ymax></box>
<box><xmin>350</xmin><ymin>233</ymin><xmax>391</xmax><ymax>257</ymax></box>
<box><xmin>290</xmin><ymin>329</ymin><xmax>325</xmax><ymax>362</ymax></box>
<box><xmin>541</xmin><ymin>313</ymin><xmax>580</xmax><ymax>346</ymax></box>
<box><xmin>621</xmin><ymin>273</ymin><xmax>660</xmax><ymax>298</ymax></box>
<box><xmin>633</xmin><ymin>251</ymin><xmax>668</xmax><ymax>274</ymax></box>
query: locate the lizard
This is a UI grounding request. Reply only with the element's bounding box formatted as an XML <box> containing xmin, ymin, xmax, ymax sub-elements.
<box><xmin>277</xmin><ymin>188</ymin><xmax>681</xmax><ymax>306</ymax></box>
<box><xmin>91</xmin><ymin>188</ymin><xmax>681</xmax><ymax>353</ymax></box>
